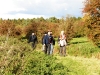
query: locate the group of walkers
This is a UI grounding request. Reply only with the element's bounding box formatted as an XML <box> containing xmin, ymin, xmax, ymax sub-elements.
<box><xmin>28</xmin><ymin>30</ymin><xmax>67</xmax><ymax>56</ymax></box>
<box><xmin>42</xmin><ymin>31</ymin><xmax>55</xmax><ymax>55</ymax></box>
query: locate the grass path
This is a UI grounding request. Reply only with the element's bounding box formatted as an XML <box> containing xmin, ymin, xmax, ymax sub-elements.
<box><xmin>56</xmin><ymin>55</ymin><xmax>100</xmax><ymax>75</ymax></box>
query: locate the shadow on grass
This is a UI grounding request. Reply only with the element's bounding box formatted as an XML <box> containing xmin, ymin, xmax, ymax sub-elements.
<box><xmin>70</xmin><ymin>41</ymin><xmax>88</xmax><ymax>45</ymax></box>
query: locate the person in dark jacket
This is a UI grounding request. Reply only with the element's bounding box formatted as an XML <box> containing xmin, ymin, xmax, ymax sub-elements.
<box><xmin>42</xmin><ymin>32</ymin><xmax>47</xmax><ymax>52</ymax></box>
<box><xmin>43</xmin><ymin>31</ymin><xmax>54</xmax><ymax>55</ymax></box>
<box><xmin>50</xmin><ymin>31</ymin><xmax>55</xmax><ymax>54</ymax></box>
<box><xmin>28</xmin><ymin>32</ymin><xmax>38</xmax><ymax>49</ymax></box>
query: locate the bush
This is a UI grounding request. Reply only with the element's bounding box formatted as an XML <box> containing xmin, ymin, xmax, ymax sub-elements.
<box><xmin>23</xmin><ymin>51</ymin><xmax>67</xmax><ymax>75</ymax></box>
<box><xmin>0</xmin><ymin>36</ymin><xmax>67</xmax><ymax>75</ymax></box>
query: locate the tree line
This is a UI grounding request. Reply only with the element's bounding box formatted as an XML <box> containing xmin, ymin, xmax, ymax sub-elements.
<box><xmin>0</xmin><ymin>0</ymin><xmax>100</xmax><ymax>47</ymax></box>
<box><xmin>0</xmin><ymin>16</ymin><xmax>85</xmax><ymax>43</ymax></box>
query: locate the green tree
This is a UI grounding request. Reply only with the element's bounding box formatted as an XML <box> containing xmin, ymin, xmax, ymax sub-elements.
<box><xmin>47</xmin><ymin>17</ymin><xmax>59</xmax><ymax>23</ymax></box>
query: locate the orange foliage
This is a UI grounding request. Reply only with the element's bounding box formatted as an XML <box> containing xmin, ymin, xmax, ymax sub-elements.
<box><xmin>83</xmin><ymin>0</ymin><xmax>100</xmax><ymax>47</ymax></box>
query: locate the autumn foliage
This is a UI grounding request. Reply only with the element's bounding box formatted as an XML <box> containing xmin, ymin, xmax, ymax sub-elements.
<box><xmin>83</xmin><ymin>0</ymin><xmax>100</xmax><ymax>47</ymax></box>
<box><xmin>0</xmin><ymin>16</ymin><xmax>86</xmax><ymax>43</ymax></box>
<box><xmin>0</xmin><ymin>20</ymin><xmax>15</xmax><ymax>36</ymax></box>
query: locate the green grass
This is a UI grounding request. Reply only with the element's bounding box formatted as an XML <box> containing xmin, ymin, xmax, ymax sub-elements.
<box><xmin>67</xmin><ymin>37</ymin><xmax>100</xmax><ymax>58</ymax></box>
<box><xmin>56</xmin><ymin>56</ymin><xmax>88</xmax><ymax>75</ymax></box>
<box><xmin>56</xmin><ymin>55</ymin><xmax>100</xmax><ymax>75</ymax></box>
<box><xmin>54</xmin><ymin>37</ymin><xmax>100</xmax><ymax>75</ymax></box>
<box><xmin>0</xmin><ymin>36</ymin><xmax>100</xmax><ymax>75</ymax></box>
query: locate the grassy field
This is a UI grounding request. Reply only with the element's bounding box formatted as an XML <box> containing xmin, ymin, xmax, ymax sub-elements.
<box><xmin>56</xmin><ymin>55</ymin><xmax>100</xmax><ymax>75</ymax></box>
<box><xmin>36</xmin><ymin>37</ymin><xmax>100</xmax><ymax>75</ymax></box>
<box><xmin>67</xmin><ymin>37</ymin><xmax>100</xmax><ymax>58</ymax></box>
<box><xmin>54</xmin><ymin>37</ymin><xmax>100</xmax><ymax>75</ymax></box>
<box><xmin>0</xmin><ymin>36</ymin><xmax>100</xmax><ymax>75</ymax></box>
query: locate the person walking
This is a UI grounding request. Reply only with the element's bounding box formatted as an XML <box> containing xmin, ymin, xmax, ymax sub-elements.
<box><xmin>59</xmin><ymin>31</ymin><xmax>67</xmax><ymax>56</ymax></box>
<box><xmin>43</xmin><ymin>31</ymin><xmax>54</xmax><ymax>55</ymax></box>
<box><xmin>28</xmin><ymin>32</ymin><xmax>38</xmax><ymax>49</ymax></box>
<box><xmin>42</xmin><ymin>32</ymin><xmax>47</xmax><ymax>52</ymax></box>
<box><xmin>50</xmin><ymin>31</ymin><xmax>55</xmax><ymax>55</ymax></box>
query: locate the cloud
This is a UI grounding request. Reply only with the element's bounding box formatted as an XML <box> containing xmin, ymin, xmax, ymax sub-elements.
<box><xmin>0</xmin><ymin>0</ymin><xmax>85</xmax><ymax>19</ymax></box>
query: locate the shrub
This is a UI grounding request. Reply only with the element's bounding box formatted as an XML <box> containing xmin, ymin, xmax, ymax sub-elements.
<box><xmin>23</xmin><ymin>51</ymin><xmax>67</xmax><ymax>75</ymax></box>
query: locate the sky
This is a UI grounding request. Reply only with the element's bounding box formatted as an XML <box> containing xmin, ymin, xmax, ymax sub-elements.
<box><xmin>0</xmin><ymin>0</ymin><xmax>85</xmax><ymax>19</ymax></box>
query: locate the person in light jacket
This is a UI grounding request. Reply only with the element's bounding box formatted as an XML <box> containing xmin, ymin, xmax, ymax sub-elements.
<box><xmin>59</xmin><ymin>31</ymin><xmax>67</xmax><ymax>56</ymax></box>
